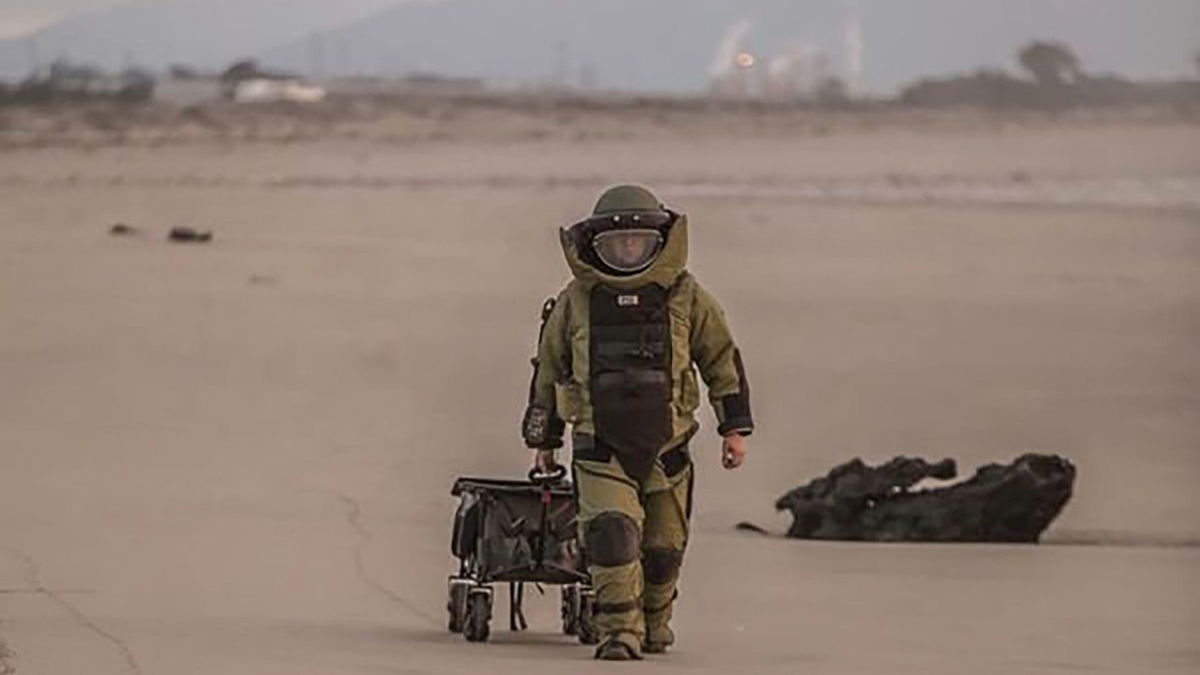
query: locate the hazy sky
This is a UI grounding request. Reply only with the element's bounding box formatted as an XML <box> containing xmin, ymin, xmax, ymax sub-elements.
<box><xmin>0</xmin><ymin>0</ymin><xmax>398</xmax><ymax>37</ymax></box>
<box><xmin>1</xmin><ymin>0</ymin><xmax>1196</xmax><ymax>89</ymax></box>
<box><xmin>0</xmin><ymin>0</ymin><xmax>115</xmax><ymax>37</ymax></box>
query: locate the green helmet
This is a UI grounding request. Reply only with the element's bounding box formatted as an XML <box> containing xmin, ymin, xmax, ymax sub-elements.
<box><xmin>578</xmin><ymin>185</ymin><xmax>674</xmax><ymax>275</ymax></box>
<box><xmin>592</xmin><ymin>184</ymin><xmax>663</xmax><ymax>216</ymax></box>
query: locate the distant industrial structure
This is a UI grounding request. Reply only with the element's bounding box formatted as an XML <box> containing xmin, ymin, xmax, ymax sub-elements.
<box><xmin>844</xmin><ymin>7</ymin><xmax>863</xmax><ymax>96</ymax></box>
<box><xmin>707</xmin><ymin>5</ymin><xmax>864</xmax><ymax>102</ymax></box>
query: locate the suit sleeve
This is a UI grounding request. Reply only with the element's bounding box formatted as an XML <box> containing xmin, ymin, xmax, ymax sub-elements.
<box><xmin>690</xmin><ymin>283</ymin><xmax>754</xmax><ymax>436</ymax></box>
<box><xmin>521</xmin><ymin>290</ymin><xmax>571</xmax><ymax>449</ymax></box>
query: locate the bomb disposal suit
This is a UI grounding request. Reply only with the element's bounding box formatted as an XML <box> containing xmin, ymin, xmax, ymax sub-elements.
<box><xmin>521</xmin><ymin>185</ymin><xmax>754</xmax><ymax>659</ymax></box>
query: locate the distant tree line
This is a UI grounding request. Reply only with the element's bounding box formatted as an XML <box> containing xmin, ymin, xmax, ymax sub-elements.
<box><xmin>0</xmin><ymin>55</ymin><xmax>318</xmax><ymax>106</ymax></box>
<box><xmin>3</xmin><ymin>44</ymin><xmax>1198</xmax><ymax>109</ymax></box>
<box><xmin>901</xmin><ymin>40</ymin><xmax>1200</xmax><ymax>108</ymax></box>
<box><xmin>0</xmin><ymin>59</ymin><xmax>155</xmax><ymax>105</ymax></box>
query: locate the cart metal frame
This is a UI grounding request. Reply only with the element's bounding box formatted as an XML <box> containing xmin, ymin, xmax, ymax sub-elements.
<box><xmin>447</xmin><ymin>466</ymin><xmax>598</xmax><ymax>643</ymax></box>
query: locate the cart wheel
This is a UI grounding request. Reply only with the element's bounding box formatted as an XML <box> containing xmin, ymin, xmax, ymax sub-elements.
<box><xmin>447</xmin><ymin>580</ymin><xmax>470</xmax><ymax>633</ymax></box>
<box><xmin>561</xmin><ymin>585</ymin><xmax>580</xmax><ymax>635</ymax></box>
<box><xmin>577</xmin><ymin>589</ymin><xmax>599</xmax><ymax>645</ymax></box>
<box><xmin>463</xmin><ymin>589</ymin><xmax>492</xmax><ymax>643</ymax></box>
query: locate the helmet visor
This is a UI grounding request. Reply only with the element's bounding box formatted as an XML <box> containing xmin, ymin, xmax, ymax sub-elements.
<box><xmin>592</xmin><ymin>229</ymin><xmax>664</xmax><ymax>273</ymax></box>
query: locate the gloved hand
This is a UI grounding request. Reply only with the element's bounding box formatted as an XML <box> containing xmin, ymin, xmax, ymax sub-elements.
<box><xmin>721</xmin><ymin>433</ymin><xmax>748</xmax><ymax>470</ymax></box>
<box><xmin>533</xmin><ymin>449</ymin><xmax>559</xmax><ymax>473</ymax></box>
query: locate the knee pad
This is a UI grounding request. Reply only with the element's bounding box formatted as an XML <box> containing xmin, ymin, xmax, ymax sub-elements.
<box><xmin>584</xmin><ymin>512</ymin><xmax>641</xmax><ymax>567</ymax></box>
<box><xmin>642</xmin><ymin>548</ymin><xmax>684</xmax><ymax>585</ymax></box>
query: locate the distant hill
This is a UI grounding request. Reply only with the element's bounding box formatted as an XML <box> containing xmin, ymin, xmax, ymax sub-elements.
<box><xmin>0</xmin><ymin>0</ymin><xmax>395</xmax><ymax>81</ymax></box>
<box><xmin>2</xmin><ymin>0</ymin><xmax>1198</xmax><ymax>93</ymax></box>
<box><xmin>262</xmin><ymin>0</ymin><xmax>1200</xmax><ymax>94</ymax></box>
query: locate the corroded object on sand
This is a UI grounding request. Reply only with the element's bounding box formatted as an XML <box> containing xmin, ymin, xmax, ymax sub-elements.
<box><xmin>776</xmin><ymin>454</ymin><xmax>1075</xmax><ymax>543</ymax></box>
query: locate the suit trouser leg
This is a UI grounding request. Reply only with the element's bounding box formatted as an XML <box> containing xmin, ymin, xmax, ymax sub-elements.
<box><xmin>641</xmin><ymin>462</ymin><xmax>691</xmax><ymax>646</ymax></box>
<box><xmin>574</xmin><ymin>457</ymin><xmax>645</xmax><ymax>650</ymax></box>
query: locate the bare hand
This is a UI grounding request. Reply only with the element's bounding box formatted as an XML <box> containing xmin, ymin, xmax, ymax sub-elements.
<box><xmin>721</xmin><ymin>434</ymin><xmax>748</xmax><ymax>470</ymax></box>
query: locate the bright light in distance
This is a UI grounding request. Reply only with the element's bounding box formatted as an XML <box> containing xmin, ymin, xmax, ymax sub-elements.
<box><xmin>735</xmin><ymin>52</ymin><xmax>756</xmax><ymax>69</ymax></box>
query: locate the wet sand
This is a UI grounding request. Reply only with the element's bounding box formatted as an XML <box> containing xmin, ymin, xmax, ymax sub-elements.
<box><xmin>1</xmin><ymin>108</ymin><xmax>1198</xmax><ymax>674</ymax></box>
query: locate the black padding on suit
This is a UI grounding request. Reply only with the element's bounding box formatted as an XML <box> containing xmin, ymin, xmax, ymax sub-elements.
<box><xmin>588</xmin><ymin>284</ymin><xmax>672</xmax><ymax>480</ymax></box>
<box><xmin>584</xmin><ymin>512</ymin><xmax>641</xmax><ymax>567</ymax></box>
<box><xmin>642</xmin><ymin>548</ymin><xmax>684</xmax><ymax>585</ymax></box>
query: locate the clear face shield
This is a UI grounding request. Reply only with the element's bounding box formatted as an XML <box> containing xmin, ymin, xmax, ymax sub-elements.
<box><xmin>591</xmin><ymin>228</ymin><xmax>665</xmax><ymax>274</ymax></box>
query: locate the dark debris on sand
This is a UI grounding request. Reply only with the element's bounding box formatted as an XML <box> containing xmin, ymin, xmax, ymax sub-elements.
<box><xmin>775</xmin><ymin>454</ymin><xmax>1075</xmax><ymax>543</ymax></box>
<box><xmin>167</xmin><ymin>227</ymin><xmax>213</xmax><ymax>243</ymax></box>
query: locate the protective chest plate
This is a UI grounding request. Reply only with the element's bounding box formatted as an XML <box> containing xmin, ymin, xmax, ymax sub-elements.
<box><xmin>588</xmin><ymin>284</ymin><xmax>673</xmax><ymax>479</ymax></box>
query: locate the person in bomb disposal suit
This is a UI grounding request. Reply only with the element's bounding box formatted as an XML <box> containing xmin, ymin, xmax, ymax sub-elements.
<box><xmin>521</xmin><ymin>185</ymin><xmax>754</xmax><ymax>660</ymax></box>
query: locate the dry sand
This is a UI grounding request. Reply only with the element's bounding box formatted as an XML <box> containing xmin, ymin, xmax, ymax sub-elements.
<box><xmin>1</xmin><ymin>104</ymin><xmax>1198</xmax><ymax>674</ymax></box>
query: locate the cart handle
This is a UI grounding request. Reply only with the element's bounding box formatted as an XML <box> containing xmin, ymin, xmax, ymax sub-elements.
<box><xmin>528</xmin><ymin>465</ymin><xmax>568</xmax><ymax>485</ymax></box>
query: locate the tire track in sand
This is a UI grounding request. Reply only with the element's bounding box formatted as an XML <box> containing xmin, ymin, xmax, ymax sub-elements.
<box><xmin>0</xmin><ymin>634</ymin><xmax>15</xmax><ymax>675</ymax></box>
<box><xmin>333</xmin><ymin>494</ymin><xmax>441</xmax><ymax>628</ymax></box>
<box><xmin>1</xmin><ymin>549</ymin><xmax>141</xmax><ymax>675</ymax></box>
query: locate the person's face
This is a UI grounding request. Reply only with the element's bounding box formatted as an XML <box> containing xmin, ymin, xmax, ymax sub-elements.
<box><xmin>616</xmin><ymin>232</ymin><xmax>652</xmax><ymax>261</ymax></box>
<box><xmin>591</xmin><ymin>228</ymin><xmax>663</xmax><ymax>273</ymax></box>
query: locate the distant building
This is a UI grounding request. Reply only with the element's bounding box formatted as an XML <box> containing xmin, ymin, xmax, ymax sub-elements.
<box><xmin>154</xmin><ymin>76</ymin><xmax>223</xmax><ymax>106</ymax></box>
<box><xmin>230</xmin><ymin>78</ymin><xmax>326</xmax><ymax>103</ymax></box>
<box><xmin>322</xmin><ymin>73</ymin><xmax>485</xmax><ymax>97</ymax></box>
<box><xmin>218</xmin><ymin>59</ymin><xmax>326</xmax><ymax>103</ymax></box>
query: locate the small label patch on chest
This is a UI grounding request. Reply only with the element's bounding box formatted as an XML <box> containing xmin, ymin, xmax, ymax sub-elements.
<box><xmin>617</xmin><ymin>294</ymin><xmax>640</xmax><ymax>307</ymax></box>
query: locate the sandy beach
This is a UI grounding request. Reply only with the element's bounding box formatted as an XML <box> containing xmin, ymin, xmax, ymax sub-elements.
<box><xmin>1</xmin><ymin>102</ymin><xmax>1198</xmax><ymax>674</ymax></box>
